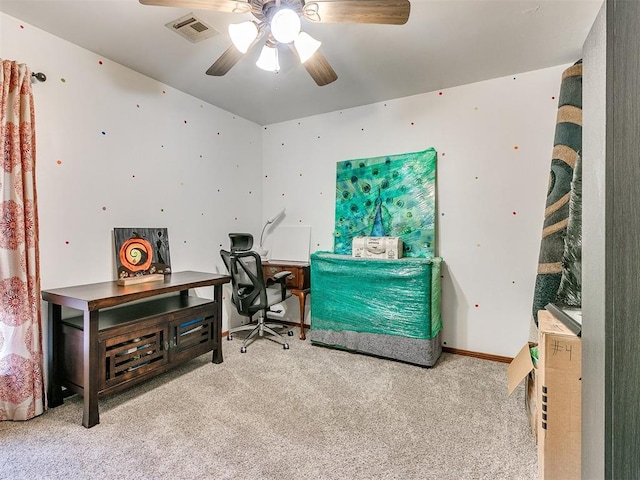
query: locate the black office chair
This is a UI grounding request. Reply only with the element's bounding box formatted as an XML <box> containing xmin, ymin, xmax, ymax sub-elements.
<box><xmin>220</xmin><ymin>233</ymin><xmax>294</xmax><ymax>353</ymax></box>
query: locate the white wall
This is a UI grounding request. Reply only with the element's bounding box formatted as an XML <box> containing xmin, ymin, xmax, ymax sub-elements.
<box><xmin>262</xmin><ymin>65</ymin><xmax>567</xmax><ymax>357</ymax></box>
<box><xmin>0</xmin><ymin>13</ymin><xmax>263</xmax><ymax>332</ymax></box>
<box><xmin>2</xmin><ymin>12</ymin><xmax>570</xmax><ymax>357</ymax></box>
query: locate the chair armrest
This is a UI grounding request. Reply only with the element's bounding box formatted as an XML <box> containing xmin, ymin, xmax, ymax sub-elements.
<box><xmin>271</xmin><ymin>270</ymin><xmax>291</xmax><ymax>281</ymax></box>
<box><xmin>266</xmin><ymin>270</ymin><xmax>291</xmax><ymax>299</ymax></box>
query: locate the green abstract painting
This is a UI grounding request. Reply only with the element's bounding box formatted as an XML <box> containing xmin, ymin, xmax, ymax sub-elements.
<box><xmin>334</xmin><ymin>148</ymin><xmax>437</xmax><ymax>257</ymax></box>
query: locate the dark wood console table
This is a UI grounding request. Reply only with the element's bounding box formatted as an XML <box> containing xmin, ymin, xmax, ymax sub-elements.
<box><xmin>262</xmin><ymin>260</ymin><xmax>310</xmax><ymax>340</ymax></box>
<box><xmin>42</xmin><ymin>271</ymin><xmax>230</xmax><ymax>428</ymax></box>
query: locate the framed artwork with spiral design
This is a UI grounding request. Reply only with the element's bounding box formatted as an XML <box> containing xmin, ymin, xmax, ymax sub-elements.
<box><xmin>113</xmin><ymin>227</ymin><xmax>172</xmax><ymax>279</ymax></box>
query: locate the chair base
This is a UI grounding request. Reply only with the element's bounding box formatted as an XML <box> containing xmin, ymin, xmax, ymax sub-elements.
<box><xmin>227</xmin><ymin>315</ymin><xmax>292</xmax><ymax>352</ymax></box>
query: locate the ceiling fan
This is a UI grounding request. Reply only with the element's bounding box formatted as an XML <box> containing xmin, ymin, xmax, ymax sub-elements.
<box><xmin>140</xmin><ymin>0</ymin><xmax>411</xmax><ymax>86</ymax></box>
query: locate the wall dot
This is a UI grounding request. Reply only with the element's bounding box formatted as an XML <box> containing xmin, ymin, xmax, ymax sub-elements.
<box><xmin>441</xmin><ymin>212</ymin><xmax>445</xmax><ymax>216</ymax></box>
<box><xmin>98</xmin><ymin>60</ymin><xmax>103</xmax><ymax>65</ymax></box>
<box><xmin>184</xmin><ymin>240</ymin><xmax>187</xmax><ymax>244</ymax></box>
<box><xmin>20</xmin><ymin>25</ymin><xmax>24</xmax><ymax>29</ymax></box>
<box><xmin>249</xmin><ymin>191</ymin><xmax>252</xmax><ymax>194</ymax></box>
<box><xmin>513</xmin><ymin>211</ymin><xmax>517</xmax><ymax>215</ymax></box>
<box><xmin>438</xmin><ymin>92</ymin><xmax>443</xmax><ymax>96</ymax></box>
<box><xmin>136</xmin><ymin>104</ymin><xmax>140</xmax><ymax>108</ymax></box>
<box><xmin>443</xmin><ymin>341</ymin><xmax>447</xmax><ymax>345</ymax></box>
<box><xmin>410</xmin><ymin>122</ymin><xmax>415</xmax><ymax>126</ymax></box>
<box><xmin>101</xmin><ymin>131</ymin><xmax>106</xmax><ymax>135</ymax></box>
<box><xmin>56</xmin><ymin>160</ymin><xmax>62</xmax><ymax>165</ymax></box>
<box><xmin>65</xmin><ymin>241</ymin><xmax>69</xmax><ymax>245</ymax></box>
<box><xmin>60</xmin><ymin>78</ymin><xmax>66</xmax><ymax>83</ymax></box>
<box><xmin>281</xmin><ymin>193</ymin><xmax>285</xmax><ymax>196</ymax></box>
<box><xmin>475</xmin><ymin>176</ymin><xmax>479</xmax><ymax>180</ymax></box>
<box><xmin>162</xmin><ymin>90</ymin><xmax>166</xmax><ymax>94</ymax></box>
<box><xmin>477</xmin><ymin>243</ymin><xmax>481</xmax><ymax>247</ymax></box>
<box><xmin>234</xmin><ymin>217</ymin><xmax>238</xmax><ymax>220</ymax></box>
<box><xmin>184</xmin><ymin>120</ymin><xmax>187</xmax><ymax>124</ymax></box>
<box><xmin>441</xmin><ymin>152</ymin><xmax>446</xmax><ymax>156</ymax></box>
<box><xmin>102</xmin><ymin>206</ymin><xmax>107</xmax><ymax>211</ymax></box>
<box><xmin>317</xmin><ymin>136</ymin><xmax>321</xmax><ymax>139</ymax></box>
<box><xmin>299</xmin><ymin>173</ymin><xmax>303</xmax><ymax>177</ymax></box>
<box><xmin>551</xmin><ymin>96</ymin><xmax>556</xmax><ymax>100</ymax></box>
<box><xmin>475</xmin><ymin>304</ymin><xmax>479</xmax><ymax>308</ymax></box>
<box><xmin>474</xmin><ymin>107</ymin><xmax>479</xmax><ymax>110</ymax></box>
<box><xmin>160</xmin><ymin>208</ymin><xmax>164</xmax><ymax>212</ymax></box>
<box><xmin>514</xmin><ymin>145</ymin><xmax>519</xmax><ymax>150</ymax></box>
<box><xmin>132</xmin><ymin>174</ymin><xmax>136</xmax><ymax>178</ymax></box>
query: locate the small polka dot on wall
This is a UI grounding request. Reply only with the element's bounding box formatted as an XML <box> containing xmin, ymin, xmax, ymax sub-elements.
<box><xmin>438</xmin><ymin>91</ymin><xmax>443</xmax><ymax>96</ymax></box>
<box><xmin>132</xmin><ymin>174</ymin><xmax>136</xmax><ymax>178</ymax></box>
<box><xmin>160</xmin><ymin>208</ymin><xmax>164</xmax><ymax>212</ymax></box>
<box><xmin>218</xmin><ymin>132</ymin><xmax>220</xmax><ymax>135</ymax></box>
<box><xmin>410</xmin><ymin>122</ymin><xmax>415</xmax><ymax>126</ymax></box>
<box><xmin>65</xmin><ymin>241</ymin><xmax>70</xmax><ymax>245</ymax></box>
<box><xmin>299</xmin><ymin>173</ymin><xmax>303</xmax><ymax>177</ymax></box>
<box><xmin>234</xmin><ymin>217</ymin><xmax>238</xmax><ymax>220</ymax></box>
<box><xmin>441</xmin><ymin>213</ymin><xmax>445</xmax><ymax>216</ymax></box>
<box><xmin>184</xmin><ymin>240</ymin><xmax>187</xmax><ymax>244</ymax></box>
<box><xmin>475</xmin><ymin>304</ymin><xmax>480</xmax><ymax>308</ymax></box>
<box><xmin>102</xmin><ymin>206</ymin><xmax>107</xmax><ymax>211</ymax></box>
<box><xmin>101</xmin><ymin>131</ymin><xmax>106</xmax><ymax>135</ymax></box>
<box><xmin>249</xmin><ymin>191</ymin><xmax>252</xmax><ymax>194</ymax></box>
<box><xmin>514</xmin><ymin>145</ymin><xmax>519</xmax><ymax>150</ymax></box>
<box><xmin>20</xmin><ymin>25</ymin><xmax>24</xmax><ymax>29</ymax></box>
<box><xmin>61</xmin><ymin>78</ymin><xmax>66</xmax><ymax>83</ymax></box>
<box><xmin>56</xmin><ymin>160</ymin><xmax>62</xmax><ymax>165</ymax></box>
<box><xmin>282</xmin><ymin>142</ymin><xmax>285</xmax><ymax>146</ymax></box>
<box><xmin>441</xmin><ymin>152</ymin><xmax>446</xmax><ymax>156</ymax></box>
<box><xmin>136</xmin><ymin>104</ymin><xmax>140</xmax><ymax>108</ymax></box>
<box><xmin>551</xmin><ymin>96</ymin><xmax>556</xmax><ymax>100</ymax></box>
<box><xmin>184</xmin><ymin>120</ymin><xmax>187</xmax><ymax>124</ymax></box>
<box><xmin>282</xmin><ymin>193</ymin><xmax>285</xmax><ymax>196</ymax></box>
<box><xmin>513</xmin><ymin>211</ymin><xmax>517</xmax><ymax>215</ymax></box>
<box><xmin>98</xmin><ymin>60</ymin><xmax>103</xmax><ymax>65</ymax></box>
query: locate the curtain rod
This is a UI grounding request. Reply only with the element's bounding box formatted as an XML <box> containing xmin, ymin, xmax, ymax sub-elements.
<box><xmin>31</xmin><ymin>72</ymin><xmax>46</xmax><ymax>82</ymax></box>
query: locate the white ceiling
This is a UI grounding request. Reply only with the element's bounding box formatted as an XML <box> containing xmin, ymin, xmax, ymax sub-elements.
<box><xmin>0</xmin><ymin>0</ymin><xmax>602</xmax><ymax>125</ymax></box>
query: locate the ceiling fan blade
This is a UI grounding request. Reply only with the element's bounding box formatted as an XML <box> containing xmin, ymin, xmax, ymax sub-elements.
<box><xmin>303</xmin><ymin>0</ymin><xmax>410</xmax><ymax>25</ymax></box>
<box><xmin>139</xmin><ymin>0</ymin><xmax>251</xmax><ymax>14</ymax></box>
<box><xmin>301</xmin><ymin>50</ymin><xmax>338</xmax><ymax>86</ymax></box>
<box><xmin>206</xmin><ymin>45</ymin><xmax>245</xmax><ymax>76</ymax></box>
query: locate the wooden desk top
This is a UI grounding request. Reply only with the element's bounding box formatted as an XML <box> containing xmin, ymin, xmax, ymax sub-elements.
<box><xmin>41</xmin><ymin>271</ymin><xmax>230</xmax><ymax>311</ymax></box>
<box><xmin>262</xmin><ymin>260</ymin><xmax>310</xmax><ymax>267</ymax></box>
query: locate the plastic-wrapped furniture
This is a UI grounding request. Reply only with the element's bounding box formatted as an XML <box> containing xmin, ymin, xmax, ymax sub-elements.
<box><xmin>309</xmin><ymin>252</ymin><xmax>442</xmax><ymax>366</ymax></box>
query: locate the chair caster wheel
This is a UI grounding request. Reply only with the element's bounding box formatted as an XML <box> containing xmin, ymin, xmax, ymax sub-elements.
<box><xmin>240</xmin><ymin>346</ymin><xmax>247</xmax><ymax>353</ymax></box>
<box><xmin>287</xmin><ymin>330</ymin><xmax>294</xmax><ymax>336</ymax></box>
<box><xmin>283</xmin><ymin>343</ymin><xmax>290</xmax><ymax>350</ymax></box>
<box><xmin>227</xmin><ymin>334</ymin><xmax>233</xmax><ymax>341</ymax></box>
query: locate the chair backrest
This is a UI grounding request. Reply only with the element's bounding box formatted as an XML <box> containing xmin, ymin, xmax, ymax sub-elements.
<box><xmin>220</xmin><ymin>234</ymin><xmax>268</xmax><ymax>317</ymax></box>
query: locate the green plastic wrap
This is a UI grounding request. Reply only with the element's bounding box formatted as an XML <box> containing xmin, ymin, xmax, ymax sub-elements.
<box><xmin>310</xmin><ymin>252</ymin><xmax>442</xmax><ymax>340</ymax></box>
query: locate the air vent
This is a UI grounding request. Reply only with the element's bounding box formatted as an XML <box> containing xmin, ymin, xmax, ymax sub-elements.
<box><xmin>165</xmin><ymin>13</ymin><xmax>219</xmax><ymax>43</ymax></box>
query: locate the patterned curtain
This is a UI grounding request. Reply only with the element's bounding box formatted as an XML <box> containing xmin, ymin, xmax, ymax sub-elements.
<box><xmin>0</xmin><ymin>60</ymin><xmax>44</xmax><ymax>421</ymax></box>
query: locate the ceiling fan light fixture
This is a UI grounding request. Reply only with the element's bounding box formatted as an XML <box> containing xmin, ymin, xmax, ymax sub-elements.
<box><xmin>256</xmin><ymin>44</ymin><xmax>280</xmax><ymax>73</ymax></box>
<box><xmin>270</xmin><ymin>8</ymin><xmax>301</xmax><ymax>44</ymax></box>
<box><xmin>228</xmin><ymin>21</ymin><xmax>259</xmax><ymax>53</ymax></box>
<box><xmin>294</xmin><ymin>32</ymin><xmax>321</xmax><ymax>63</ymax></box>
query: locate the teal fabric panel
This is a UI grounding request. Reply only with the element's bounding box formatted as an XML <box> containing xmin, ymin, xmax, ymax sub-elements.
<box><xmin>310</xmin><ymin>252</ymin><xmax>442</xmax><ymax>340</ymax></box>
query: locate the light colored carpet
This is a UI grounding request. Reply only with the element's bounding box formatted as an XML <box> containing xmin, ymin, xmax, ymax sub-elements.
<box><xmin>0</xmin><ymin>330</ymin><xmax>537</xmax><ymax>479</ymax></box>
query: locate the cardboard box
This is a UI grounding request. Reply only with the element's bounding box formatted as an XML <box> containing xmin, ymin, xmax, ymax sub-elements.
<box><xmin>508</xmin><ymin>341</ymin><xmax>538</xmax><ymax>442</ymax></box>
<box><xmin>537</xmin><ymin>309</ymin><xmax>582</xmax><ymax>480</ymax></box>
<box><xmin>352</xmin><ymin>236</ymin><xmax>403</xmax><ymax>259</ymax></box>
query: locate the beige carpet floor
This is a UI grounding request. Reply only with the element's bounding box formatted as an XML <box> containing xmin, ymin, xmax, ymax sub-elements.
<box><xmin>1</xmin><ymin>330</ymin><xmax>537</xmax><ymax>479</ymax></box>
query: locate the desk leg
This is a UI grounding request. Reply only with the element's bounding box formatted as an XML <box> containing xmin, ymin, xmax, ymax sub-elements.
<box><xmin>46</xmin><ymin>303</ymin><xmax>63</xmax><ymax>408</ymax></box>
<box><xmin>294</xmin><ymin>290</ymin><xmax>308</xmax><ymax>340</ymax></box>
<box><xmin>211</xmin><ymin>284</ymin><xmax>224</xmax><ymax>364</ymax></box>
<box><xmin>82</xmin><ymin>310</ymin><xmax>100</xmax><ymax>428</ymax></box>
